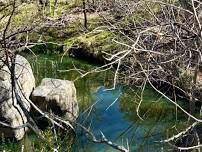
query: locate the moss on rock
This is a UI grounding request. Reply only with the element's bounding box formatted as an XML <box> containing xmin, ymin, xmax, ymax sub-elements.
<box><xmin>64</xmin><ymin>30</ymin><xmax>117</xmax><ymax>63</ymax></box>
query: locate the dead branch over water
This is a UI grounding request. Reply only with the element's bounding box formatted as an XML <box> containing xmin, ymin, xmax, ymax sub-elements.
<box><xmin>92</xmin><ymin>0</ymin><xmax>202</xmax><ymax>150</ymax></box>
<box><xmin>2</xmin><ymin>0</ymin><xmax>202</xmax><ymax>151</ymax></box>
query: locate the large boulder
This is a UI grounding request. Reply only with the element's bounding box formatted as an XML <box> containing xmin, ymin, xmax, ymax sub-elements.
<box><xmin>0</xmin><ymin>55</ymin><xmax>35</xmax><ymax>140</ymax></box>
<box><xmin>31</xmin><ymin>78</ymin><xmax>79</xmax><ymax>123</ymax></box>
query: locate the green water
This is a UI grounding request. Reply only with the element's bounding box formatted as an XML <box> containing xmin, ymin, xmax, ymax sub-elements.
<box><xmin>1</xmin><ymin>54</ymin><xmax>190</xmax><ymax>152</ymax></box>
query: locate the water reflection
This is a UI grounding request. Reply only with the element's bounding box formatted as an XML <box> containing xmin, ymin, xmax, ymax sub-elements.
<box><xmin>24</xmin><ymin>54</ymin><xmax>188</xmax><ymax>151</ymax></box>
<box><xmin>74</xmin><ymin>86</ymin><xmax>187</xmax><ymax>152</ymax></box>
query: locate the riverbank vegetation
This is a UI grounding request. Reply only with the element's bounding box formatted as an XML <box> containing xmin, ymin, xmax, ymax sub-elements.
<box><xmin>1</xmin><ymin>0</ymin><xmax>202</xmax><ymax>151</ymax></box>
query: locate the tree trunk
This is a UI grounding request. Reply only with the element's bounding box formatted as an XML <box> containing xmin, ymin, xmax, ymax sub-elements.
<box><xmin>83</xmin><ymin>0</ymin><xmax>87</xmax><ymax>29</ymax></box>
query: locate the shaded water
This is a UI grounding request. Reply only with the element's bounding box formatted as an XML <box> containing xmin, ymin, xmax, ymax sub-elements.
<box><xmin>8</xmin><ymin>54</ymin><xmax>189</xmax><ymax>151</ymax></box>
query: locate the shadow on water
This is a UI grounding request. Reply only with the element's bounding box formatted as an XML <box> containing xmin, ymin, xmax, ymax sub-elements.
<box><xmin>2</xmin><ymin>54</ymin><xmax>190</xmax><ymax>151</ymax></box>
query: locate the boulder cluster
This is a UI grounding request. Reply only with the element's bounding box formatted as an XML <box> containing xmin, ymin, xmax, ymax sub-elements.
<box><xmin>0</xmin><ymin>55</ymin><xmax>78</xmax><ymax>140</ymax></box>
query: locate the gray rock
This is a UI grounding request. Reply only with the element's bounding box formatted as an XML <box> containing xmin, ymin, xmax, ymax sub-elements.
<box><xmin>31</xmin><ymin>78</ymin><xmax>78</xmax><ymax>123</ymax></box>
<box><xmin>0</xmin><ymin>55</ymin><xmax>35</xmax><ymax>140</ymax></box>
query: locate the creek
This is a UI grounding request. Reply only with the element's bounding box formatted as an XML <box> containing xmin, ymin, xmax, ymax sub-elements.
<box><xmin>3</xmin><ymin>54</ymin><xmax>190</xmax><ymax>152</ymax></box>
